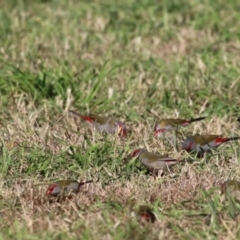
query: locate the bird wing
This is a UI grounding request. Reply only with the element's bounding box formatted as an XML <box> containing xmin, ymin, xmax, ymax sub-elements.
<box><xmin>66</xmin><ymin>181</ymin><xmax>80</xmax><ymax>194</ymax></box>
<box><xmin>157</xmin><ymin>119</ymin><xmax>184</xmax><ymax>127</ymax></box>
<box><xmin>193</xmin><ymin>135</ymin><xmax>220</xmax><ymax>145</ymax></box>
<box><xmin>89</xmin><ymin>114</ymin><xmax>116</xmax><ymax>125</ymax></box>
<box><xmin>141</xmin><ymin>152</ymin><xmax>174</xmax><ymax>163</ymax></box>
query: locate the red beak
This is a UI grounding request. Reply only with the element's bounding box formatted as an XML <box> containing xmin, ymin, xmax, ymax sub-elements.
<box><xmin>119</xmin><ymin>126</ymin><xmax>127</xmax><ymax>137</ymax></box>
<box><xmin>154</xmin><ymin>129</ymin><xmax>165</xmax><ymax>136</ymax></box>
<box><xmin>46</xmin><ymin>184</ymin><xmax>56</xmax><ymax>195</ymax></box>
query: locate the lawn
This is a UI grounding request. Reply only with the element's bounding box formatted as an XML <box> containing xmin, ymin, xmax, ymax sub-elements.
<box><xmin>1</xmin><ymin>0</ymin><xmax>240</xmax><ymax>239</ymax></box>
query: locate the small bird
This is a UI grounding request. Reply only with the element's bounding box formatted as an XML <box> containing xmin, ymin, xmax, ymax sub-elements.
<box><xmin>69</xmin><ymin>110</ymin><xmax>127</xmax><ymax>137</ymax></box>
<box><xmin>182</xmin><ymin>134</ymin><xmax>240</xmax><ymax>157</ymax></box>
<box><xmin>128</xmin><ymin>148</ymin><xmax>183</xmax><ymax>171</ymax></box>
<box><xmin>154</xmin><ymin>117</ymin><xmax>206</xmax><ymax>137</ymax></box>
<box><xmin>46</xmin><ymin>180</ymin><xmax>82</xmax><ymax>197</ymax></box>
<box><xmin>135</xmin><ymin>205</ymin><xmax>156</xmax><ymax>223</ymax></box>
<box><xmin>35</xmin><ymin>179</ymin><xmax>92</xmax><ymax>198</ymax></box>
<box><xmin>221</xmin><ymin>180</ymin><xmax>240</xmax><ymax>201</ymax></box>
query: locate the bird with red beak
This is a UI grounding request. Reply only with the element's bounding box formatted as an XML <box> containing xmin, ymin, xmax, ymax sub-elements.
<box><xmin>46</xmin><ymin>180</ymin><xmax>82</xmax><ymax>197</ymax></box>
<box><xmin>69</xmin><ymin>110</ymin><xmax>127</xmax><ymax>137</ymax></box>
<box><xmin>127</xmin><ymin>148</ymin><xmax>184</xmax><ymax>172</ymax></box>
<box><xmin>182</xmin><ymin>134</ymin><xmax>240</xmax><ymax>157</ymax></box>
<box><xmin>154</xmin><ymin>117</ymin><xmax>206</xmax><ymax>137</ymax></box>
<box><xmin>35</xmin><ymin>179</ymin><xmax>92</xmax><ymax>202</ymax></box>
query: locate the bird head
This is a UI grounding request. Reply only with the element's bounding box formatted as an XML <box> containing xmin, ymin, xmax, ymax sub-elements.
<box><xmin>153</xmin><ymin>122</ymin><xmax>166</xmax><ymax>137</ymax></box>
<box><xmin>116</xmin><ymin>122</ymin><xmax>127</xmax><ymax>137</ymax></box>
<box><xmin>153</xmin><ymin>128</ymin><xmax>165</xmax><ymax>137</ymax></box>
<box><xmin>124</xmin><ymin>148</ymin><xmax>146</xmax><ymax>162</ymax></box>
<box><xmin>46</xmin><ymin>184</ymin><xmax>60</xmax><ymax>196</ymax></box>
<box><xmin>136</xmin><ymin>205</ymin><xmax>156</xmax><ymax>223</ymax></box>
<box><xmin>131</xmin><ymin>148</ymin><xmax>146</xmax><ymax>158</ymax></box>
<box><xmin>182</xmin><ymin>136</ymin><xmax>194</xmax><ymax>152</ymax></box>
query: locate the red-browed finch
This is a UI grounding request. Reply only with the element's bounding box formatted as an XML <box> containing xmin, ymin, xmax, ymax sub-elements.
<box><xmin>69</xmin><ymin>110</ymin><xmax>127</xmax><ymax>137</ymax></box>
<box><xmin>154</xmin><ymin>117</ymin><xmax>206</xmax><ymax>137</ymax></box>
<box><xmin>182</xmin><ymin>134</ymin><xmax>240</xmax><ymax>157</ymax></box>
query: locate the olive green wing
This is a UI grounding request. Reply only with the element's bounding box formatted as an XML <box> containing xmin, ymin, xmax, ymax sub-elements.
<box><xmin>89</xmin><ymin>114</ymin><xmax>115</xmax><ymax>125</ymax></box>
<box><xmin>158</xmin><ymin>119</ymin><xmax>184</xmax><ymax>127</ymax></box>
<box><xmin>193</xmin><ymin>135</ymin><xmax>220</xmax><ymax>145</ymax></box>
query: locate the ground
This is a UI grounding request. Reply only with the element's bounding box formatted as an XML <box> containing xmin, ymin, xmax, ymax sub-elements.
<box><xmin>1</xmin><ymin>0</ymin><xmax>240</xmax><ymax>239</ymax></box>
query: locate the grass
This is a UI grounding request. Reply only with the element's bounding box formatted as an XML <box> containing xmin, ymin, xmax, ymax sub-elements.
<box><xmin>1</xmin><ymin>0</ymin><xmax>240</xmax><ymax>239</ymax></box>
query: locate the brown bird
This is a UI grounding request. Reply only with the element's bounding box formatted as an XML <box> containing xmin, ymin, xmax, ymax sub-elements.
<box><xmin>128</xmin><ymin>148</ymin><xmax>184</xmax><ymax>171</ymax></box>
<box><xmin>69</xmin><ymin>110</ymin><xmax>127</xmax><ymax>137</ymax></box>
<box><xmin>46</xmin><ymin>180</ymin><xmax>82</xmax><ymax>197</ymax></box>
<box><xmin>154</xmin><ymin>117</ymin><xmax>206</xmax><ymax>137</ymax></box>
<box><xmin>35</xmin><ymin>179</ymin><xmax>92</xmax><ymax>197</ymax></box>
<box><xmin>221</xmin><ymin>180</ymin><xmax>240</xmax><ymax>201</ymax></box>
<box><xmin>135</xmin><ymin>205</ymin><xmax>156</xmax><ymax>223</ymax></box>
<box><xmin>182</xmin><ymin>134</ymin><xmax>240</xmax><ymax>157</ymax></box>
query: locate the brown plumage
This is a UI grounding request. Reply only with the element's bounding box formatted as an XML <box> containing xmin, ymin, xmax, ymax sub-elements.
<box><xmin>182</xmin><ymin>134</ymin><xmax>240</xmax><ymax>157</ymax></box>
<box><xmin>154</xmin><ymin>117</ymin><xmax>206</xmax><ymax>136</ymax></box>
<box><xmin>35</xmin><ymin>179</ymin><xmax>92</xmax><ymax>198</ymax></box>
<box><xmin>69</xmin><ymin>110</ymin><xmax>127</xmax><ymax>137</ymax></box>
<box><xmin>129</xmin><ymin>148</ymin><xmax>184</xmax><ymax>171</ymax></box>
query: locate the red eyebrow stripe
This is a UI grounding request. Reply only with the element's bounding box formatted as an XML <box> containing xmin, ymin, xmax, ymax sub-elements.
<box><xmin>81</xmin><ymin>116</ymin><xmax>94</xmax><ymax>122</ymax></box>
<box><xmin>47</xmin><ymin>184</ymin><xmax>56</xmax><ymax>195</ymax></box>
<box><xmin>185</xmin><ymin>141</ymin><xmax>193</xmax><ymax>151</ymax></box>
<box><xmin>120</xmin><ymin>127</ymin><xmax>127</xmax><ymax>137</ymax></box>
<box><xmin>133</xmin><ymin>150</ymin><xmax>140</xmax><ymax>156</ymax></box>
<box><xmin>141</xmin><ymin>213</ymin><xmax>151</xmax><ymax>219</ymax></box>
<box><xmin>154</xmin><ymin>129</ymin><xmax>166</xmax><ymax>135</ymax></box>
<box><xmin>116</xmin><ymin>123</ymin><xmax>127</xmax><ymax>137</ymax></box>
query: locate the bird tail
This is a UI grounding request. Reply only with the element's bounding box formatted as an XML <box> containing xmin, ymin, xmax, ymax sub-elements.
<box><xmin>178</xmin><ymin>158</ymin><xmax>195</xmax><ymax>164</ymax></box>
<box><xmin>165</xmin><ymin>159</ymin><xmax>178</xmax><ymax>164</ymax></box>
<box><xmin>69</xmin><ymin>110</ymin><xmax>82</xmax><ymax>117</ymax></box>
<box><xmin>79</xmin><ymin>180</ymin><xmax>94</xmax><ymax>186</ymax></box>
<box><xmin>188</xmin><ymin>117</ymin><xmax>206</xmax><ymax>123</ymax></box>
<box><xmin>226</xmin><ymin>137</ymin><xmax>240</xmax><ymax>142</ymax></box>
